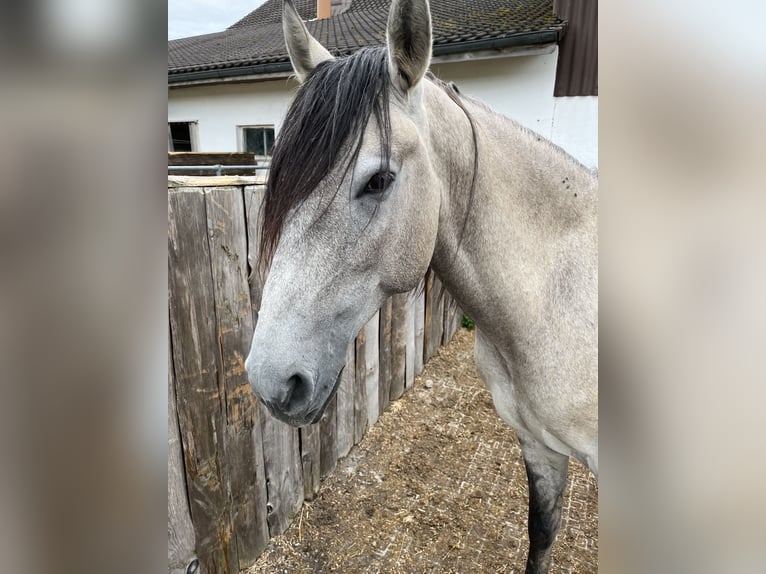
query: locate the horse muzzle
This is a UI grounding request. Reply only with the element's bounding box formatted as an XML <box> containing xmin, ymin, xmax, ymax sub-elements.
<box><xmin>246</xmin><ymin>353</ymin><xmax>346</xmax><ymax>427</ymax></box>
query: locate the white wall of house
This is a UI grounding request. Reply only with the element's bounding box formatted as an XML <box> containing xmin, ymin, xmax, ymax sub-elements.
<box><xmin>168</xmin><ymin>79</ymin><xmax>298</xmax><ymax>152</ymax></box>
<box><xmin>551</xmin><ymin>96</ymin><xmax>598</xmax><ymax>169</ymax></box>
<box><xmin>168</xmin><ymin>46</ymin><xmax>597</xmax><ymax>168</ymax></box>
<box><xmin>431</xmin><ymin>51</ymin><xmax>558</xmax><ymax>140</ymax></box>
<box><xmin>431</xmin><ymin>49</ymin><xmax>598</xmax><ymax>169</ymax></box>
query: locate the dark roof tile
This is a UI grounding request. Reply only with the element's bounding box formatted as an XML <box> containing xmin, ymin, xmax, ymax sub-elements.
<box><xmin>169</xmin><ymin>0</ymin><xmax>564</xmax><ymax>77</ymax></box>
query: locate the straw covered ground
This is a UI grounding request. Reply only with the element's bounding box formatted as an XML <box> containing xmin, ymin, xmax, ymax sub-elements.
<box><xmin>248</xmin><ymin>328</ymin><xmax>598</xmax><ymax>574</ymax></box>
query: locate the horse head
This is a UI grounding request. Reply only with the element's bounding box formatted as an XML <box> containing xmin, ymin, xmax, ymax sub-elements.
<box><xmin>246</xmin><ymin>0</ymin><xmax>442</xmax><ymax>425</ymax></box>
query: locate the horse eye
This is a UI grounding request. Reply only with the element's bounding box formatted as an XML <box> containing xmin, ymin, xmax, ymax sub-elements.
<box><xmin>362</xmin><ymin>172</ymin><xmax>395</xmax><ymax>196</ymax></box>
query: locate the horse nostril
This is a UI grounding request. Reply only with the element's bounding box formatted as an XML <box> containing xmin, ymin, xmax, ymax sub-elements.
<box><xmin>274</xmin><ymin>373</ymin><xmax>311</xmax><ymax>412</ymax></box>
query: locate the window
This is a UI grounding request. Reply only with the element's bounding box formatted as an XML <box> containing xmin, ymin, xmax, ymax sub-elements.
<box><xmin>239</xmin><ymin>126</ymin><xmax>275</xmax><ymax>158</ymax></box>
<box><xmin>168</xmin><ymin>122</ymin><xmax>198</xmax><ymax>151</ymax></box>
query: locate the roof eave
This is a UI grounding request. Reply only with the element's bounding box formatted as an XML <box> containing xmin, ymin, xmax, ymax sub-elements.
<box><xmin>168</xmin><ymin>29</ymin><xmax>564</xmax><ymax>86</ymax></box>
<box><xmin>168</xmin><ymin>60</ymin><xmax>294</xmax><ymax>86</ymax></box>
<box><xmin>432</xmin><ymin>29</ymin><xmax>561</xmax><ymax>57</ymax></box>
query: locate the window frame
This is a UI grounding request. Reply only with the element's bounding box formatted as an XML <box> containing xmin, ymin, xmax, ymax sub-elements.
<box><xmin>168</xmin><ymin>121</ymin><xmax>199</xmax><ymax>152</ymax></box>
<box><xmin>237</xmin><ymin>125</ymin><xmax>275</xmax><ymax>160</ymax></box>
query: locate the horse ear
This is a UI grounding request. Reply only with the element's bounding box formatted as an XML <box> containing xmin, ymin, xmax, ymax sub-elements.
<box><xmin>386</xmin><ymin>0</ymin><xmax>432</xmax><ymax>92</ymax></box>
<box><xmin>282</xmin><ymin>0</ymin><xmax>334</xmax><ymax>82</ymax></box>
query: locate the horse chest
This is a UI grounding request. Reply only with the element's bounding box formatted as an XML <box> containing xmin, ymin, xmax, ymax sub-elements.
<box><xmin>474</xmin><ymin>329</ymin><xmax>581</xmax><ymax>458</ymax></box>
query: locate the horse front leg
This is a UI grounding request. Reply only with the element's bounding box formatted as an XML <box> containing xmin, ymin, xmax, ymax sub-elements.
<box><xmin>519</xmin><ymin>436</ymin><xmax>570</xmax><ymax>574</ymax></box>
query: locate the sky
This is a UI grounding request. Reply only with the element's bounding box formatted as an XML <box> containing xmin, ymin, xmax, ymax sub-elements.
<box><xmin>168</xmin><ymin>0</ymin><xmax>268</xmax><ymax>40</ymax></box>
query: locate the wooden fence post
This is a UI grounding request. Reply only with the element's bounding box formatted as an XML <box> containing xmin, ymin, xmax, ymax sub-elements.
<box><xmin>364</xmin><ymin>312</ymin><xmax>380</xmax><ymax>426</ymax></box>
<box><xmin>259</xmin><ymin>415</ymin><xmax>303</xmax><ymax>536</ymax></box>
<box><xmin>168</xmin><ymin>331</ymin><xmax>197</xmax><ymax>574</ymax></box>
<box><xmin>319</xmin><ymin>394</ymin><xmax>338</xmax><ymax>476</ymax></box>
<box><xmin>443</xmin><ymin>291</ymin><xmax>462</xmax><ymax>344</ymax></box>
<box><xmin>414</xmin><ymin>279</ymin><xmax>426</xmax><ymax>375</ymax></box>
<box><xmin>336</xmin><ymin>342</ymin><xmax>356</xmax><ymax>459</ymax></box>
<box><xmin>354</xmin><ymin>326</ymin><xmax>368</xmax><ymax>444</ymax></box>
<box><xmin>244</xmin><ymin>185</ymin><xmax>267</xmax><ymax>316</ymax></box>
<box><xmin>405</xmin><ymin>292</ymin><xmax>416</xmax><ymax>390</ymax></box>
<box><xmin>378</xmin><ymin>298</ymin><xmax>393</xmax><ymax>416</ymax></box>
<box><xmin>424</xmin><ymin>270</ymin><xmax>444</xmax><ymax>362</ymax></box>
<box><xmin>389</xmin><ymin>293</ymin><xmax>408</xmax><ymax>401</ymax></box>
<box><xmin>300</xmin><ymin>424</ymin><xmax>321</xmax><ymax>500</ymax></box>
<box><xmin>205</xmin><ymin>187</ymin><xmax>270</xmax><ymax>566</ymax></box>
<box><xmin>168</xmin><ymin>188</ymin><xmax>236</xmax><ymax>574</ymax></box>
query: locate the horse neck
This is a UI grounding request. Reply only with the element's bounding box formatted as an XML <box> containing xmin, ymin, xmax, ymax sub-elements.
<box><xmin>422</xmin><ymin>81</ymin><xmax>598</xmax><ymax>343</ymax></box>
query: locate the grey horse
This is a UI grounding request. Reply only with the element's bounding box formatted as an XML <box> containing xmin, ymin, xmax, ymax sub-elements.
<box><xmin>246</xmin><ymin>1</ymin><xmax>598</xmax><ymax>572</ymax></box>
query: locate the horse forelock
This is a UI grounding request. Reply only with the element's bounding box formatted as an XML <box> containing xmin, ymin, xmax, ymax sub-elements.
<box><xmin>258</xmin><ymin>46</ymin><xmax>393</xmax><ymax>274</ymax></box>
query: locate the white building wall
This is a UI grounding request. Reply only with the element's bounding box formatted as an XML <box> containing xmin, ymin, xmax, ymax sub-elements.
<box><xmin>168</xmin><ymin>79</ymin><xmax>298</xmax><ymax>152</ymax></box>
<box><xmin>430</xmin><ymin>51</ymin><xmax>558</xmax><ymax>140</ymax></box>
<box><xmin>431</xmin><ymin>49</ymin><xmax>597</xmax><ymax>168</ymax></box>
<box><xmin>551</xmin><ymin>96</ymin><xmax>598</xmax><ymax>169</ymax></box>
<box><xmin>168</xmin><ymin>46</ymin><xmax>597</xmax><ymax>168</ymax></box>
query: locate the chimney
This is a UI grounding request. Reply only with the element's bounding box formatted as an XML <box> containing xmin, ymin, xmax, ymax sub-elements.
<box><xmin>317</xmin><ymin>0</ymin><xmax>331</xmax><ymax>20</ymax></box>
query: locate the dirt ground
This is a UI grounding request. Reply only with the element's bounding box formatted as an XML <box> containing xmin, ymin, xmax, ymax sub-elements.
<box><xmin>247</xmin><ymin>329</ymin><xmax>598</xmax><ymax>574</ymax></box>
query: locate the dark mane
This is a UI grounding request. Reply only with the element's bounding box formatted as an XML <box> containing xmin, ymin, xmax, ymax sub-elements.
<box><xmin>258</xmin><ymin>47</ymin><xmax>392</xmax><ymax>272</ymax></box>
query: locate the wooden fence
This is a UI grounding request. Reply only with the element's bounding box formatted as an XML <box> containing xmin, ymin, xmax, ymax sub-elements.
<box><xmin>168</xmin><ymin>178</ymin><xmax>462</xmax><ymax>574</ymax></box>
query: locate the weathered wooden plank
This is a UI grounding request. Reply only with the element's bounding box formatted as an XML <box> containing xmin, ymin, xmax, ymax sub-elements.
<box><xmin>447</xmin><ymin>295</ymin><xmax>456</xmax><ymax>341</ymax></box>
<box><xmin>450</xmin><ymin>293</ymin><xmax>461</xmax><ymax>342</ymax></box>
<box><xmin>168</xmin><ymin>188</ymin><xmax>235</xmax><ymax>574</ymax></box>
<box><xmin>168</xmin><ymin>329</ymin><xmax>197</xmax><ymax>574</ymax></box>
<box><xmin>204</xmin><ymin>186</ymin><xmax>269</xmax><ymax>567</ymax></box>
<box><xmin>389</xmin><ymin>293</ymin><xmax>408</xmax><ymax>401</ymax></box>
<box><xmin>300</xmin><ymin>424</ymin><xmax>321</xmax><ymax>500</ymax></box>
<box><xmin>452</xmin><ymin>306</ymin><xmax>461</xmax><ymax>341</ymax></box>
<box><xmin>423</xmin><ymin>270</ymin><xmax>434</xmax><ymax>364</ymax></box>
<box><xmin>169</xmin><ymin>174</ymin><xmax>267</xmax><ymax>188</ymax></box>
<box><xmin>243</xmin><ymin>185</ymin><xmax>267</xmax><ymax>317</ymax></box>
<box><xmin>168</xmin><ymin>151</ymin><xmax>258</xmax><ymax>176</ymax></box>
<box><xmin>426</xmin><ymin>271</ymin><xmax>445</xmax><ymax>361</ymax></box>
<box><xmin>319</xmin><ymin>393</ymin><xmax>338</xmax><ymax>476</ymax></box>
<box><xmin>453</xmin><ymin>300</ymin><xmax>461</xmax><ymax>340</ymax></box>
<box><xmin>442</xmin><ymin>291</ymin><xmax>452</xmax><ymax>345</ymax></box>
<box><xmin>243</xmin><ymin>184</ymin><xmax>304</xmax><ymax>538</ymax></box>
<box><xmin>441</xmin><ymin>290</ymin><xmax>449</xmax><ymax>346</ymax></box>
<box><xmin>414</xmin><ymin>279</ymin><xmax>426</xmax><ymax>376</ymax></box>
<box><xmin>354</xmin><ymin>326</ymin><xmax>368</xmax><ymax>444</ymax></box>
<box><xmin>169</xmin><ymin>151</ymin><xmax>257</xmax><ymax>165</ymax></box>
<box><xmin>259</xmin><ymin>414</ymin><xmax>303</xmax><ymax>536</ymax></box>
<box><xmin>378</xmin><ymin>298</ymin><xmax>393</xmax><ymax>416</ymax></box>
<box><xmin>434</xmin><ymin>276</ymin><xmax>445</xmax><ymax>355</ymax></box>
<box><xmin>444</xmin><ymin>293</ymin><xmax>462</xmax><ymax>343</ymax></box>
<box><xmin>336</xmin><ymin>341</ymin><xmax>356</xmax><ymax>459</ymax></box>
<box><xmin>405</xmin><ymin>292</ymin><xmax>416</xmax><ymax>390</ymax></box>
<box><xmin>364</xmin><ymin>311</ymin><xmax>380</xmax><ymax>426</ymax></box>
